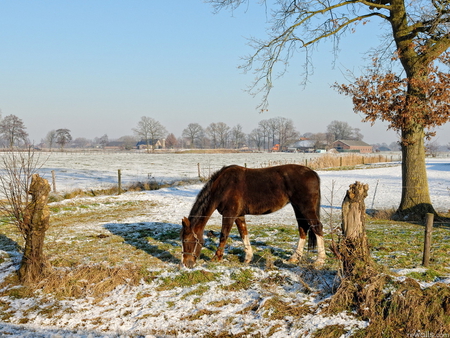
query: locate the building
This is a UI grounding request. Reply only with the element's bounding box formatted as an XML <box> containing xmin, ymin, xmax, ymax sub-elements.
<box><xmin>332</xmin><ymin>140</ymin><xmax>373</xmax><ymax>153</ymax></box>
<box><xmin>136</xmin><ymin>139</ymin><xmax>166</xmax><ymax>150</ymax></box>
<box><xmin>287</xmin><ymin>139</ymin><xmax>316</xmax><ymax>153</ymax></box>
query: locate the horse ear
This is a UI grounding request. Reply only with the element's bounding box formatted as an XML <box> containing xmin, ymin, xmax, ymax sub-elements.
<box><xmin>182</xmin><ymin>217</ymin><xmax>190</xmax><ymax>228</ymax></box>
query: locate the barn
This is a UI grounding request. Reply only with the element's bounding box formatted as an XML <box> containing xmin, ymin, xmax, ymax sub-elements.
<box><xmin>332</xmin><ymin>140</ymin><xmax>373</xmax><ymax>153</ymax></box>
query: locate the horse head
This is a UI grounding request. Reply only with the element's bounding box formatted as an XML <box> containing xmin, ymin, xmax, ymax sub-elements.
<box><xmin>180</xmin><ymin>217</ymin><xmax>203</xmax><ymax>268</ymax></box>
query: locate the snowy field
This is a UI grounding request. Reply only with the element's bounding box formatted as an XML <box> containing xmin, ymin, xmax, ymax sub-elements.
<box><xmin>0</xmin><ymin>152</ymin><xmax>449</xmax><ymax>338</ymax></box>
<box><xmin>37</xmin><ymin>151</ymin><xmax>450</xmax><ymax>212</ymax></box>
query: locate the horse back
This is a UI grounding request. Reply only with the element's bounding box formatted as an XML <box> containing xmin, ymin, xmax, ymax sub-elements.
<box><xmin>215</xmin><ymin>164</ymin><xmax>320</xmax><ymax>216</ymax></box>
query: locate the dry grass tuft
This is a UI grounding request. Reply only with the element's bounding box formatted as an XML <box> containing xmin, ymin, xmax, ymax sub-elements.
<box><xmin>35</xmin><ymin>263</ymin><xmax>141</xmax><ymax>299</ymax></box>
<box><xmin>328</xmin><ymin>238</ymin><xmax>450</xmax><ymax>337</ymax></box>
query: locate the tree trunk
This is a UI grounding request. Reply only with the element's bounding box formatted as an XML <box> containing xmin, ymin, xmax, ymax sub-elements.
<box><xmin>395</xmin><ymin>125</ymin><xmax>435</xmax><ymax>221</ymax></box>
<box><xmin>18</xmin><ymin>174</ymin><xmax>52</xmax><ymax>284</ymax></box>
<box><xmin>339</xmin><ymin>181</ymin><xmax>371</xmax><ymax>277</ymax></box>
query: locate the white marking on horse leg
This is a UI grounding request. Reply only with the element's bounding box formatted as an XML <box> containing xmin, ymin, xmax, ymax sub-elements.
<box><xmin>315</xmin><ymin>235</ymin><xmax>326</xmax><ymax>266</ymax></box>
<box><xmin>242</xmin><ymin>234</ymin><xmax>253</xmax><ymax>263</ymax></box>
<box><xmin>289</xmin><ymin>237</ymin><xmax>306</xmax><ymax>262</ymax></box>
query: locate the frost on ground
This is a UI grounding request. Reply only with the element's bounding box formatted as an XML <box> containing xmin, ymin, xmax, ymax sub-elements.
<box><xmin>0</xmin><ymin>153</ymin><xmax>449</xmax><ymax>337</ymax></box>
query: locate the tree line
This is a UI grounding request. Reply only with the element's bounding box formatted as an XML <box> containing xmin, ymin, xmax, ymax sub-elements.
<box><xmin>0</xmin><ymin>110</ymin><xmax>376</xmax><ymax>151</ymax></box>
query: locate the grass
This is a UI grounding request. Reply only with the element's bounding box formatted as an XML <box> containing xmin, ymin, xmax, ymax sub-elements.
<box><xmin>0</xmin><ymin>193</ymin><xmax>449</xmax><ymax>336</ymax></box>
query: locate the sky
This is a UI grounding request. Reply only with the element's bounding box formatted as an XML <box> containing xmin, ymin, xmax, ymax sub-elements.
<box><xmin>1</xmin><ymin>1</ymin><xmax>449</xmax><ymax>146</ymax></box>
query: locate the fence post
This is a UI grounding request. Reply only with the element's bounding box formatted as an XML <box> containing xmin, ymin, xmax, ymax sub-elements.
<box><xmin>197</xmin><ymin>163</ymin><xmax>201</xmax><ymax>178</ymax></box>
<box><xmin>118</xmin><ymin>169</ymin><xmax>122</xmax><ymax>195</ymax></box>
<box><xmin>51</xmin><ymin>170</ymin><xmax>56</xmax><ymax>193</ymax></box>
<box><xmin>422</xmin><ymin>213</ymin><xmax>434</xmax><ymax>267</ymax></box>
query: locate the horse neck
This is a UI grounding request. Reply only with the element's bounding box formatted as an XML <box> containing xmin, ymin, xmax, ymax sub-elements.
<box><xmin>189</xmin><ymin>203</ymin><xmax>215</xmax><ymax>235</ymax></box>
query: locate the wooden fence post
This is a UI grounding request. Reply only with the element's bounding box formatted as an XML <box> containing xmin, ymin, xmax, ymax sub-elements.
<box><xmin>118</xmin><ymin>169</ymin><xmax>122</xmax><ymax>195</ymax></box>
<box><xmin>422</xmin><ymin>213</ymin><xmax>434</xmax><ymax>267</ymax></box>
<box><xmin>51</xmin><ymin>170</ymin><xmax>56</xmax><ymax>193</ymax></box>
<box><xmin>197</xmin><ymin>163</ymin><xmax>201</xmax><ymax>178</ymax></box>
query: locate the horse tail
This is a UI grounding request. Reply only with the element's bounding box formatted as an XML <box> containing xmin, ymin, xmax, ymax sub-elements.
<box><xmin>308</xmin><ymin>171</ymin><xmax>322</xmax><ymax>251</ymax></box>
<box><xmin>308</xmin><ymin>228</ymin><xmax>317</xmax><ymax>251</ymax></box>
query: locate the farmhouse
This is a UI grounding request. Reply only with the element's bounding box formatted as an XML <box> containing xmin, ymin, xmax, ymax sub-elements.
<box><xmin>136</xmin><ymin>139</ymin><xmax>166</xmax><ymax>150</ymax></box>
<box><xmin>333</xmin><ymin>140</ymin><xmax>373</xmax><ymax>153</ymax></box>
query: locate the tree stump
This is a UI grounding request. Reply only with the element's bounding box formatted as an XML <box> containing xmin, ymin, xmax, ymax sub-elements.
<box><xmin>18</xmin><ymin>173</ymin><xmax>52</xmax><ymax>284</ymax></box>
<box><xmin>339</xmin><ymin>181</ymin><xmax>370</xmax><ymax>276</ymax></box>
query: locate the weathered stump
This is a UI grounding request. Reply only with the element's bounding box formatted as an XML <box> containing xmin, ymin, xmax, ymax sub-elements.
<box><xmin>18</xmin><ymin>173</ymin><xmax>52</xmax><ymax>284</ymax></box>
<box><xmin>339</xmin><ymin>181</ymin><xmax>370</xmax><ymax>276</ymax></box>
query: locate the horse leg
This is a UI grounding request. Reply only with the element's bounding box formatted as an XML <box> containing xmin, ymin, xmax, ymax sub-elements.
<box><xmin>235</xmin><ymin>216</ymin><xmax>253</xmax><ymax>263</ymax></box>
<box><xmin>213</xmin><ymin>216</ymin><xmax>235</xmax><ymax>261</ymax></box>
<box><xmin>289</xmin><ymin>204</ymin><xmax>326</xmax><ymax>266</ymax></box>
<box><xmin>295</xmin><ymin>202</ymin><xmax>326</xmax><ymax>266</ymax></box>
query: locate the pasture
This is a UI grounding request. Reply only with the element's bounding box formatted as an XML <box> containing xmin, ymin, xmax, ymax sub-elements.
<box><xmin>0</xmin><ymin>152</ymin><xmax>449</xmax><ymax>337</ymax></box>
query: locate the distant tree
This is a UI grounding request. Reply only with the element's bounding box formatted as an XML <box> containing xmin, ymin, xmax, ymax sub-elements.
<box><xmin>267</xmin><ymin>118</ymin><xmax>279</xmax><ymax>149</ymax></box>
<box><xmin>0</xmin><ymin>114</ymin><xmax>28</xmax><ymax>148</ymax></box>
<box><xmin>98</xmin><ymin>134</ymin><xmax>108</xmax><ymax>148</ymax></box>
<box><xmin>249</xmin><ymin>128</ymin><xmax>264</xmax><ymax>151</ymax></box>
<box><xmin>55</xmin><ymin>129</ymin><xmax>72</xmax><ymax>150</ymax></box>
<box><xmin>216</xmin><ymin>122</ymin><xmax>230</xmax><ymax>148</ymax></box>
<box><xmin>389</xmin><ymin>141</ymin><xmax>401</xmax><ymax>151</ymax></box>
<box><xmin>309</xmin><ymin>133</ymin><xmax>328</xmax><ymax>150</ymax></box>
<box><xmin>117</xmin><ymin>135</ymin><xmax>137</xmax><ymax>150</ymax></box>
<box><xmin>230</xmin><ymin>124</ymin><xmax>246</xmax><ymax>149</ymax></box>
<box><xmin>133</xmin><ymin>116</ymin><xmax>167</xmax><ymax>152</ymax></box>
<box><xmin>182</xmin><ymin>123</ymin><xmax>204</xmax><ymax>149</ymax></box>
<box><xmin>258</xmin><ymin>120</ymin><xmax>270</xmax><ymax>151</ymax></box>
<box><xmin>426</xmin><ymin>141</ymin><xmax>440</xmax><ymax>157</ymax></box>
<box><xmin>45</xmin><ymin>130</ymin><xmax>57</xmax><ymax>150</ymax></box>
<box><xmin>326</xmin><ymin>121</ymin><xmax>354</xmax><ymax>141</ymax></box>
<box><xmin>275</xmin><ymin>117</ymin><xmax>299</xmax><ymax>150</ymax></box>
<box><xmin>206</xmin><ymin>123</ymin><xmax>219</xmax><ymax>149</ymax></box>
<box><xmin>165</xmin><ymin>133</ymin><xmax>178</xmax><ymax>149</ymax></box>
<box><xmin>73</xmin><ymin>137</ymin><xmax>90</xmax><ymax>148</ymax></box>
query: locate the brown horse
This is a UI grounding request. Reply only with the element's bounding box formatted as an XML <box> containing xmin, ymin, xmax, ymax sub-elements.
<box><xmin>181</xmin><ymin>164</ymin><xmax>325</xmax><ymax>268</ymax></box>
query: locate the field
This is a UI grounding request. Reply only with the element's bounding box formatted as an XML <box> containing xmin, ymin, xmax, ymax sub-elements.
<box><xmin>0</xmin><ymin>152</ymin><xmax>449</xmax><ymax>337</ymax></box>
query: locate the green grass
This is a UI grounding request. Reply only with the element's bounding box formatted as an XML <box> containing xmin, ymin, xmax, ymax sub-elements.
<box><xmin>0</xmin><ymin>193</ymin><xmax>449</xmax><ymax>337</ymax></box>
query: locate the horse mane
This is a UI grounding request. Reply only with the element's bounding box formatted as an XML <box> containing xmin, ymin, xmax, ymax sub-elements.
<box><xmin>189</xmin><ymin>165</ymin><xmax>238</xmax><ymax>219</ymax></box>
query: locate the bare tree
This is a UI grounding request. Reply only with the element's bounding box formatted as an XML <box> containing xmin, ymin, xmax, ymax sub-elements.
<box><xmin>117</xmin><ymin>135</ymin><xmax>137</xmax><ymax>150</ymax></box>
<box><xmin>216</xmin><ymin>122</ymin><xmax>230</xmax><ymax>148</ymax></box>
<box><xmin>0</xmin><ymin>114</ymin><xmax>28</xmax><ymax>148</ymax></box>
<box><xmin>133</xmin><ymin>116</ymin><xmax>167</xmax><ymax>152</ymax></box>
<box><xmin>182</xmin><ymin>123</ymin><xmax>204</xmax><ymax>149</ymax></box>
<box><xmin>258</xmin><ymin>120</ymin><xmax>270</xmax><ymax>151</ymax></box>
<box><xmin>55</xmin><ymin>129</ymin><xmax>72</xmax><ymax>150</ymax></box>
<box><xmin>249</xmin><ymin>127</ymin><xmax>264</xmax><ymax>151</ymax></box>
<box><xmin>230</xmin><ymin>124</ymin><xmax>246</xmax><ymax>149</ymax></box>
<box><xmin>73</xmin><ymin>137</ymin><xmax>90</xmax><ymax>148</ymax></box>
<box><xmin>275</xmin><ymin>117</ymin><xmax>299</xmax><ymax>150</ymax></box>
<box><xmin>326</xmin><ymin>121</ymin><xmax>354</xmax><ymax>141</ymax></box>
<box><xmin>206</xmin><ymin>123</ymin><xmax>219</xmax><ymax>149</ymax></box>
<box><xmin>45</xmin><ymin>130</ymin><xmax>57</xmax><ymax>150</ymax></box>
<box><xmin>98</xmin><ymin>134</ymin><xmax>108</xmax><ymax>149</ymax></box>
<box><xmin>0</xmin><ymin>149</ymin><xmax>51</xmax><ymax>283</ymax></box>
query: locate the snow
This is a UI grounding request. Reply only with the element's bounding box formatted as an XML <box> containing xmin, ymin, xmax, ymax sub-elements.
<box><xmin>0</xmin><ymin>152</ymin><xmax>449</xmax><ymax>337</ymax></box>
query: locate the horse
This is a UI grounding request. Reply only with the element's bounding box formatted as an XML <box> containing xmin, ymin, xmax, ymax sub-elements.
<box><xmin>180</xmin><ymin>164</ymin><xmax>326</xmax><ymax>268</ymax></box>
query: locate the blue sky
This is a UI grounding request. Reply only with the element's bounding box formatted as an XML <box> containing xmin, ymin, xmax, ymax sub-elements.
<box><xmin>1</xmin><ymin>1</ymin><xmax>449</xmax><ymax>146</ymax></box>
